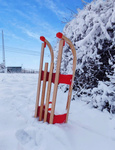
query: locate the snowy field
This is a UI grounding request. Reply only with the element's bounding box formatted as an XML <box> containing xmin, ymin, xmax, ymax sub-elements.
<box><xmin>0</xmin><ymin>73</ymin><xmax>115</xmax><ymax>150</ymax></box>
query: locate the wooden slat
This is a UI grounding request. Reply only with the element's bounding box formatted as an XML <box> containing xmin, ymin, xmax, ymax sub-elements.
<box><xmin>49</xmin><ymin>39</ymin><xmax>64</xmax><ymax>124</ymax></box>
<box><xmin>45</xmin><ymin>39</ymin><xmax>54</xmax><ymax>63</ymax></box>
<box><xmin>61</xmin><ymin>35</ymin><xmax>77</xmax><ymax>123</ymax></box>
<box><xmin>34</xmin><ymin>43</ymin><xmax>45</xmax><ymax>118</ymax></box>
<box><xmin>39</xmin><ymin>63</ymin><xmax>48</xmax><ymax>121</ymax></box>
<box><xmin>44</xmin><ymin>62</ymin><xmax>54</xmax><ymax>122</ymax></box>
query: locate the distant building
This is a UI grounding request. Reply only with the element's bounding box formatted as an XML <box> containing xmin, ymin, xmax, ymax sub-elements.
<box><xmin>7</xmin><ymin>67</ymin><xmax>22</xmax><ymax>73</ymax></box>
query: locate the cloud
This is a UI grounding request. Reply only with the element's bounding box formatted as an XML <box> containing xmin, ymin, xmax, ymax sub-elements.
<box><xmin>15</xmin><ymin>9</ymin><xmax>31</xmax><ymax>21</ymax></box>
<box><xmin>24</xmin><ymin>30</ymin><xmax>40</xmax><ymax>40</ymax></box>
<box><xmin>0</xmin><ymin>27</ymin><xmax>26</xmax><ymax>42</ymax></box>
<box><xmin>14</xmin><ymin>20</ymin><xmax>58</xmax><ymax>44</ymax></box>
<box><xmin>1</xmin><ymin>0</ymin><xmax>62</xmax><ymax>46</ymax></box>
<box><xmin>45</xmin><ymin>0</ymin><xmax>63</xmax><ymax>16</ymax></box>
<box><xmin>0</xmin><ymin>0</ymin><xmax>9</xmax><ymax>7</ymax></box>
<box><xmin>36</xmin><ymin>0</ymin><xmax>68</xmax><ymax>19</ymax></box>
<box><xmin>7</xmin><ymin>33</ymin><xmax>26</xmax><ymax>41</ymax></box>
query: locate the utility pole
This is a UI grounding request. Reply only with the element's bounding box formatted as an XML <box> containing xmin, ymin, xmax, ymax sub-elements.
<box><xmin>2</xmin><ymin>30</ymin><xmax>5</xmax><ymax>71</ymax></box>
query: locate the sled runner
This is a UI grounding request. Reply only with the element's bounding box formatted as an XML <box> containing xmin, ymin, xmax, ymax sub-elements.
<box><xmin>34</xmin><ymin>32</ymin><xmax>76</xmax><ymax>124</ymax></box>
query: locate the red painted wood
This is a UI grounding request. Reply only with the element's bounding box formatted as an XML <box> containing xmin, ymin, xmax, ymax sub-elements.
<box><xmin>37</xmin><ymin>106</ymin><xmax>67</xmax><ymax>124</ymax></box>
<box><xmin>41</xmin><ymin>71</ymin><xmax>73</xmax><ymax>85</ymax></box>
<box><xmin>56</xmin><ymin>32</ymin><xmax>63</xmax><ymax>39</ymax></box>
<box><xmin>40</xmin><ymin>36</ymin><xmax>45</xmax><ymax>42</ymax></box>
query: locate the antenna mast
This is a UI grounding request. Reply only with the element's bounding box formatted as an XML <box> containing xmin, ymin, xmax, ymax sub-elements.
<box><xmin>2</xmin><ymin>30</ymin><xmax>5</xmax><ymax>69</ymax></box>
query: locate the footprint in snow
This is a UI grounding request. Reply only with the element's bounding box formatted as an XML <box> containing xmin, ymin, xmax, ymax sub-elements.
<box><xmin>16</xmin><ymin>129</ymin><xmax>32</xmax><ymax>145</ymax></box>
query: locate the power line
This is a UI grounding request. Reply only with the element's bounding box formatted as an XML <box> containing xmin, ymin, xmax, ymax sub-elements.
<box><xmin>0</xmin><ymin>45</ymin><xmax>50</xmax><ymax>56</ymax></box>
<box><xmin>0</xmin><ymin>45</ymin><xmax>39</xmax><ymax>53</ymax></box>
<box><xmin>5</xmin><ymin>50</ymin><xmax>40</xmax><ymax>56</ymax></box>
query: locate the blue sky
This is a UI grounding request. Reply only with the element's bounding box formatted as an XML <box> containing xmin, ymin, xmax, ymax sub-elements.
<box><xmin>0</xmin><ymin>0</ymin><xmax>92</xmax><ymax>70</ymax></box>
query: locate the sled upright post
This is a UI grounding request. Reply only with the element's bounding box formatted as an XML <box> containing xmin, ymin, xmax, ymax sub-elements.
<box><xmin>35</xmin><ymin>32</ymin><xmax>76</xmax><ymax>124</ymax></box>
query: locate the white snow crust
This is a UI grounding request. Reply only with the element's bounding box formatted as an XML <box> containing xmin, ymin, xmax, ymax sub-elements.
<box><xmin>0</xmin><ymin>73</ymin><xmax>115</xmax><ymax>150</ymax></box>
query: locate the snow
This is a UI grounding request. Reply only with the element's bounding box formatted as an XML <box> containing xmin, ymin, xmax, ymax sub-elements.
<box><xmin>0</xmin><ymin>73</ymin><xmax>115</xmax><ymax>150</ymax></box>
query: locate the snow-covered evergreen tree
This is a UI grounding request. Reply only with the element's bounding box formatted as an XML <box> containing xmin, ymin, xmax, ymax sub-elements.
<box><xmin>55</xmin><ymin>0</ymin><xmax>115</xmax><ymax>113</ymax></box>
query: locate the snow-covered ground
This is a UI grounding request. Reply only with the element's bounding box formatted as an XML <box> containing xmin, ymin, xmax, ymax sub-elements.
<box><xmin>0</xmin><ymin>73</ymin><xmax>115</xmax><ymax>150</ymax></box>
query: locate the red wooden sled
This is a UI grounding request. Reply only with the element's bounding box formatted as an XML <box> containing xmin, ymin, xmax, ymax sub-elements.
<box><xmin>34</xmin><ymin>32</ymin><xmax>76</xmax><ymax>124</ymax></box>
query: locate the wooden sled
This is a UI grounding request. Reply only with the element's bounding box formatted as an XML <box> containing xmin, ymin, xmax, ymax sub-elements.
<box><xmin>34</xmin><ymin>32</ymin><xmax>76</xmax><ymax>124</ymax></box>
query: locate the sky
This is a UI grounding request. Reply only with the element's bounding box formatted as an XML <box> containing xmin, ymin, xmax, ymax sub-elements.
<box><xmin>0</xmin><ymin>0</ymin><xmax>92</xmax><ymax>70</ymax></box>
